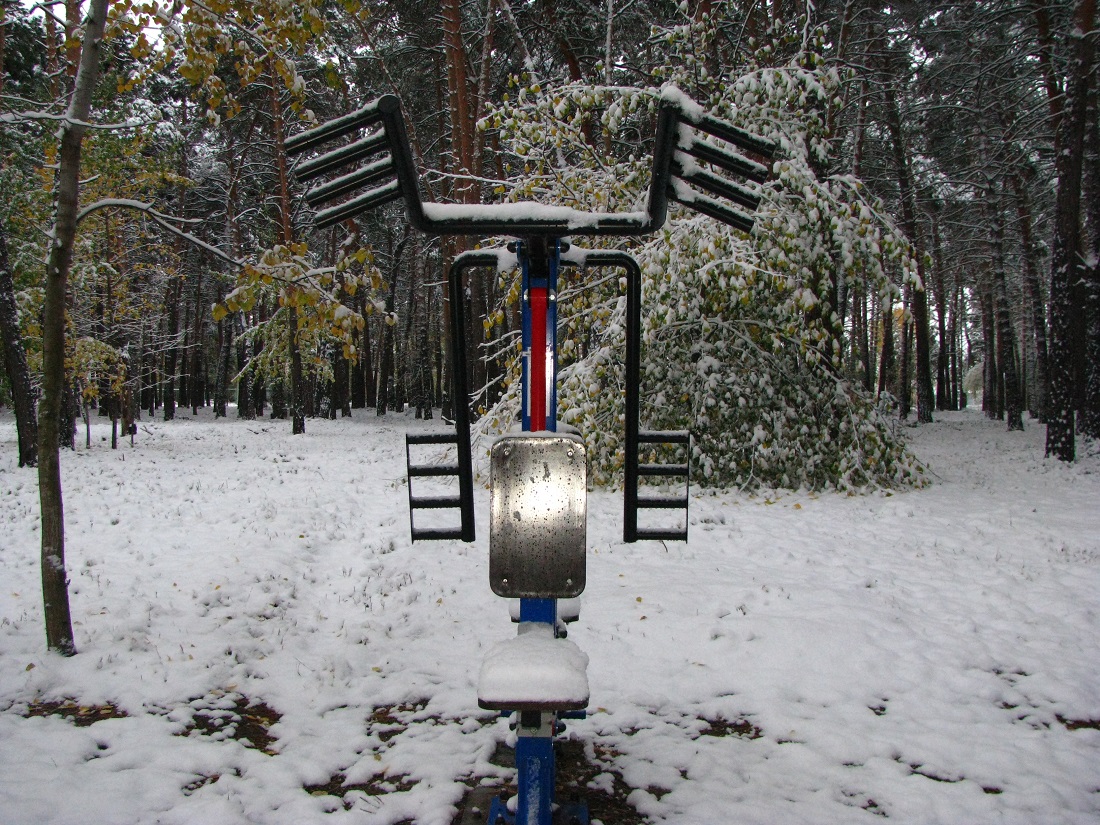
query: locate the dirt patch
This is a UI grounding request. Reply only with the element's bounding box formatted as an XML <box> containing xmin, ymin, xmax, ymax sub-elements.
<box><xmin>183</xmin><ymin>768</ymin><xmax>240</xmax><ymax>795</ymax></box>
<box><xmin>697</xmin><ymin>715</ymin><xmax>762</xmax><ymax>739</ymax></box>
<box><xmin>368</xmin><ymin>700</ymin><xmax>429</xmax><ymax>743</ymax></box>
<box><xmin>1058</xmin><ymin>715</ymin><xmax>1100</xmax><ymax>731</ymax></box>
<box><xmin>304</xmin><ymin>771</ymin><xmax>416</xmax><ymax>810</ymax></box>
<box><xmin>23</xmin><ymin>699</ymin><xmax>127</xmax><ymax>727</ymax></box>
<box><xmin>558</xmin><ymin>739</ymin><xmax>648</xmax><ymax>824</ymax></box>
<box><xmin>182</xmin><ymin>691</ymin><xmax>281</xmax><ymax>755</ymax></box>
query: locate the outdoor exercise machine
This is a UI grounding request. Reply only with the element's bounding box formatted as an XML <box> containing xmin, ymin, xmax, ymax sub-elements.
<box><xmin>286</xmin><ymin>87</ymin><xmax>774</xmax><ymax>825</ymax></box>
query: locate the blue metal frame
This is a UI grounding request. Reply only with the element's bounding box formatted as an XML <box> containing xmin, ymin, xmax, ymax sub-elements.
<box><xmin>511</xmin><ymin>237</ymin><xmax>568</xmax><ymax>825</ymax></box>
<box><xmin>518</xmin><ymin>239</ymin><xmax>561</xmax><ymax>432</ymax></box>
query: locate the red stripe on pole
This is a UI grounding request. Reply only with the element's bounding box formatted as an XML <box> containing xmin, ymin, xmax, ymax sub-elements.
<box><xmin>529</xmin><ymin>287</ymin><xmax>547</xmax><ymax>431</ymax></box>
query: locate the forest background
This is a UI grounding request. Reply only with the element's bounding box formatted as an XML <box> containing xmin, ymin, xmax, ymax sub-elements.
<box><xmin>2</xmin><ymin>4</ymin><xmax>1098</xmax><ymax>817</ymax></box>
<box><xmin>0</xmin><ymin>0</ymin><xmax>1098</xmax><ymax>588</ymax></box>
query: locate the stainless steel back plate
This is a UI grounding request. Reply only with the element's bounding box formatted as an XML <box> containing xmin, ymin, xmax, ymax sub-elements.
<box><xmin>489</xmin><ymin>434</ymin><xmax>587</xmax><ymax>598</ymax></box>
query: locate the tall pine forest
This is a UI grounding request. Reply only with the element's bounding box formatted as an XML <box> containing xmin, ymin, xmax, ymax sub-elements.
<box><xmin>1</xmin><ymin>0</ymin><xmax>1098</xmax><ymax>491</ymax></box>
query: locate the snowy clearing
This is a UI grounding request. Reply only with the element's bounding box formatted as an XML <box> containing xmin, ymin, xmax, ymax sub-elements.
<box><xmin>1</xmin><ymin>408</ymin><xmax>1098</xmax><ymax>824</ymax></box>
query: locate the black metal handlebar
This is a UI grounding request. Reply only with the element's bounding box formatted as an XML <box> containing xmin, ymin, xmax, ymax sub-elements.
<box><xmin>286</xmin><ymin>90</ymin><xmax>776</xmax><ymax>236</ymax></box>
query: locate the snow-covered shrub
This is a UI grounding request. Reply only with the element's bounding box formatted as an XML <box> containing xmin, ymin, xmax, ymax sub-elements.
<box><xmin>477</xmin><ymin>15</ymin><xmax>924</xmax><ymax>491</ymax></box>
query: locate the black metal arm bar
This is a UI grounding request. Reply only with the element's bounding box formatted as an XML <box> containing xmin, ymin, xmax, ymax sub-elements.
<box><xmin>314</xmin><ymin>181</ymin><xmax>403</xmax><ymax>230</ymax></box>
<box><xmin>672</xmin><ymin>160</ymin><xmax>762</xmax><ymax>212</ymax></box>
<box><xmin>293</xmin><ymin>129</ymin><xmax>390</xmax><ymax>183</ymax></box>
<box><xmin>668</xmin><ymin>183</ymin><xmax>756</xmax><ymax>234</ymax></box>
<box><xmin>432</xmin><ymin>249</ymin><xmax>506</xmax><ymax>543</ymax></box>
<box><xmin>288</xmin><ymin>91</ymin><xmax>776</xmax><ymax>237</ymax></box>
<box><xmin>678</xmin><ymin>138</ymin><xmax>771</xmax><ymax>184</ymax></box>
<box><xmin>689</xmin><ymin>111</ymin><xmax>778</xmax><ymax>161</ymax></box>
<box><xmin>304</xmin><ymin>157</ymin><xmax>396</xmax><ymax>207</ymax></box>
<box><xmin>284</xmin><ymin>98</ymin><xmax>388</xmax><ymax>156</ymax></box>
<box><xmin>556</xmin><ymin>250</ymin><xmax>650</xmax><ymax>542</ymax></box>
<box><xmin>376</xmin><ymin>96</ymin><xmax>679</xmax><ymax>237</ymax></box>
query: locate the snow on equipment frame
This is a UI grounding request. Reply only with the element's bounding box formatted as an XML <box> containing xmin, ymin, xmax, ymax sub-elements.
<box><xmin>286</xmin><ymin>86</ymin><xmax>775</xmax><ymax>825</ymax></box>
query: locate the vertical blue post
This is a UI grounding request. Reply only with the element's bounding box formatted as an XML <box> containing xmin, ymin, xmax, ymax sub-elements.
<box><xmin>505</xmin><ymin>238</ymin><xmax>562</xmax><ymax>825</ymax></box>
<box><xmin>515</xmin><ymin>729</ymin><xmax>555</xmax><ymax>825</ymax></box>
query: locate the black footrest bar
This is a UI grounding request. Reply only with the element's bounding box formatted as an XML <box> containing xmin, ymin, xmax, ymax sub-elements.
<box><xmin>410</xmin><ymin>528</ymin><xmax>466</xmax><ymax>541</ymax></box>
<box><xmin>406</xmin><ymin>433</ymin><xmax>459</xmax><ymax>445</ymax></box>
<box><xmin>638</xmin><ymin>430</ymin><xmax>690</xmax><ymax>444</ymax></box>
<box><xmin>638</xmin><ymin>463</ymin><xmax>689</xmax><ymax>477</ymax></box>
<box><xmin>402</xmin><ymin>253</ymin><xmax>488</xmax><ymax>544</ymax></box>
<box><xmin>405</xmin><ymin>428</ymin><xmax>474</xmax><ymax>542</ymax></box>
<box><xmin>636</xmin><ymin>496</ymin><xmax>689</xmax><ymax>509</ymax></box>
<box><xmin>634</xmin><ymin>528</ymin><xmax>688</xmax><ymax>542</ymax></box>
<box><xmin>409</xmin><ymin>495</ymin><xmax>463</xmax><ymax>509</ymax></box>
<box><xmin>407</xmin><ymin>463</ymin><xmax>462</xmax><ymax>477</ymax></box>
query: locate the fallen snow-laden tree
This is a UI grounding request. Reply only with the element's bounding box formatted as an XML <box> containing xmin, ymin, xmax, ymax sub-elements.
<box><xmin>476</xmin><ymin>19</ymin><xmax>924</xmax><ymax>492</ymax></box>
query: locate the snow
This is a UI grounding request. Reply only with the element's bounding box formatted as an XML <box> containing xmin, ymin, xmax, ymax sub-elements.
<box><xmin>660</xmin><ymin>84</ymin><xmax>706</xmax><ymax>122</ymax></box>
<box><xmin>477</xmin><ymin>623</ymin><xmax>589</xmax><ymax>709</ymax></box>
<box><xmin>1</xmin><ymin>407</ymin><xmax>1098</xmax><ymax>824</ymax></box>
<box><xmin>420</xmin><ymin>201</ymin><xmax>648</xmax><ymax>231</ymax></box>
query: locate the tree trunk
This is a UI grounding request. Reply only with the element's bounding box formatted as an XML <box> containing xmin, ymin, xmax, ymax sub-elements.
<box><xmin>268</xmin><ymin>58</ymin><xmax>304</xmax><ymax>434</ymax></box>
<box><xmin>377</xmin><ymin>286</ymin><xmax>397</xmax><ymax>417</ymax></box>
<box><xmin>948</xmin><ymin>292</ymin><xmax>961</xmax><ymax>410</ymax></box>
<box><xmin>236</xmin><ymin>326</ymin><xmax>254</xmax><ymax>419</ymax></box>
<box><xmin>1011</xmin><ymin>172</ymin><xmax>1049</xmax><ymax>421</ymax></box>
<box><xmin>988</xmin><ymin>197</ymin><xmax>1025</xmax><ymax>430</ymax></box>
<box><xmin>884</xmin><ymin>77</ymin><xmax>933</xmax><ymax>423</ymax></box>
<box><xmin>980</xmin><ymin>279</ymin><xmax>1001</xmax><ymax>419</ymax></box>
<box><xmin>898</xmin><ymin>286</ymin><xmax>911</xmax><ymax>419</ymax></box>
<box><xmin>288</xmin><ymin>306</ymin><xmax>305</xmax><ymax>434</ymax></box>
<box><xmin>351</xmin><ymin>297</ymin><xmax>368</xmax><ymax>409</ymax></box>
<box><xmin>180</xmin><ymin>287</ymin><xmax>195</xmax><ymax>409</ymax></box>
<box><xmin>213</xmin><ymin>286</ymin><xmax>230</xmax><ymax>418</ymax></box>
<box><xmin>1046</xmin><ymin>0</ymin><xmax>1095</xmax><ymax>460</ymax></box>
<box><xmin>190</xmin><ymin>269</ymin><xmax>204</xmax><ymax>415</ymax></box>
<box><xmin>417</xmin><ymin>272</ymin><xmax>434</xmax><ymax>420</ymax></box>
<box><xmin>931</xmin><ymin>218</ymin><xmax>950</xmax><ymax>411</ymax></box>
<box><xmin>252</xmin><ymin>308</ymin><xmax>266</xmax><ymax>416</ymax></box>
<box><xmin>163</xmin><ymin>276</ymin><xmax>180</xmax><ymax>420</ymax></box>
<box><xmin>1082</xmin><ymin>80</ymin><xmax>1100</xmax><ymax>439</ymax></box>
<box><xmin>0</xmin><ymin>221</ymin><xmax>38</xmax><ymax>466</ymax></box>
<box><xmin>38</xmin><ymin>0</ymin><xmax>110</xmax><ymax>656</ymax></box>
<box><xmin>877</xmin><ymin>292</ymin><xmax>895</xmax><ymax>402</ymax></box>
<box><xmin>270</xmin><ymin>380</ymin><xmax>286</xmax><ymax>419</ymax></box>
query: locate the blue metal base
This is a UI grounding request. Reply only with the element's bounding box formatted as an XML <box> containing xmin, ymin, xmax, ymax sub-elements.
<box><xmin>486</xmin><ymin>795</ymin><xmax>511</xmax><ymax>824</ymax></box>
<box><xmin>485</xmin><ymin>795</ymin><xmax>590</xmax><ymax>825</ymax></box>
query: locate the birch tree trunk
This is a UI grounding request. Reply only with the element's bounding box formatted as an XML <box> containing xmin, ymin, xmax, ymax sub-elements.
<box><xmin>38</xmin><ymin>0</ymin><xmax>110</xmax><ymax>655</ymax></box>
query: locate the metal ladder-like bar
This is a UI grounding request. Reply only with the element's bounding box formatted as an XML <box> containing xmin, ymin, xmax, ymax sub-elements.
<box><xmin>629</xmin><ymin>429</ymin><xmax>690</xmax><ymax>542</ymax></box>
<box><xmin>405</xmin><ymin>432</ymin><xmax>467</xmax><ymax>541</ymax></box>
<box><xmin>404</xmin><ymin>253</ymin><xmax>481</xmax><ymax>543</ymax></box>
<box><xmin>608</xmin><ymin>250</ymin><xmax>690</xmax><ymax>543</ymax></box>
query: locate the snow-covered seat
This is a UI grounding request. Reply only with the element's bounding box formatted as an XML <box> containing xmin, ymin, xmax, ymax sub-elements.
<box><xmin>477</xmin><ymin>622</ymin><xmax>589</xmax><ymax>712</ymax></box>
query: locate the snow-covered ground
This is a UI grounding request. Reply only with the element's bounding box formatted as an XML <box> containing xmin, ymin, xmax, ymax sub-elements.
<box><xmin>0</xmin><ymin>407</ymin><xmax>1097</xmax><ymax>825</ymax></box>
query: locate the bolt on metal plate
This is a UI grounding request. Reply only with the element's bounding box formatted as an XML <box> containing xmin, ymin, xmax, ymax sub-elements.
<box><xmin>489</xmin><ymin>435</ymin><xmax>587</xmax><ymax>598</ymax></box>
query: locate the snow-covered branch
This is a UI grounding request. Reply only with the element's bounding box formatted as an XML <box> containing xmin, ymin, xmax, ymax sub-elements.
<box><xmin>75</xmin><ymin>199</ymin><xmax>242</xmax><ymax>267</ymax></box>
<box><xmin>0</xmin><ymin>111</ymin><xmax>149</xmax><ymax>130</ymax></box>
